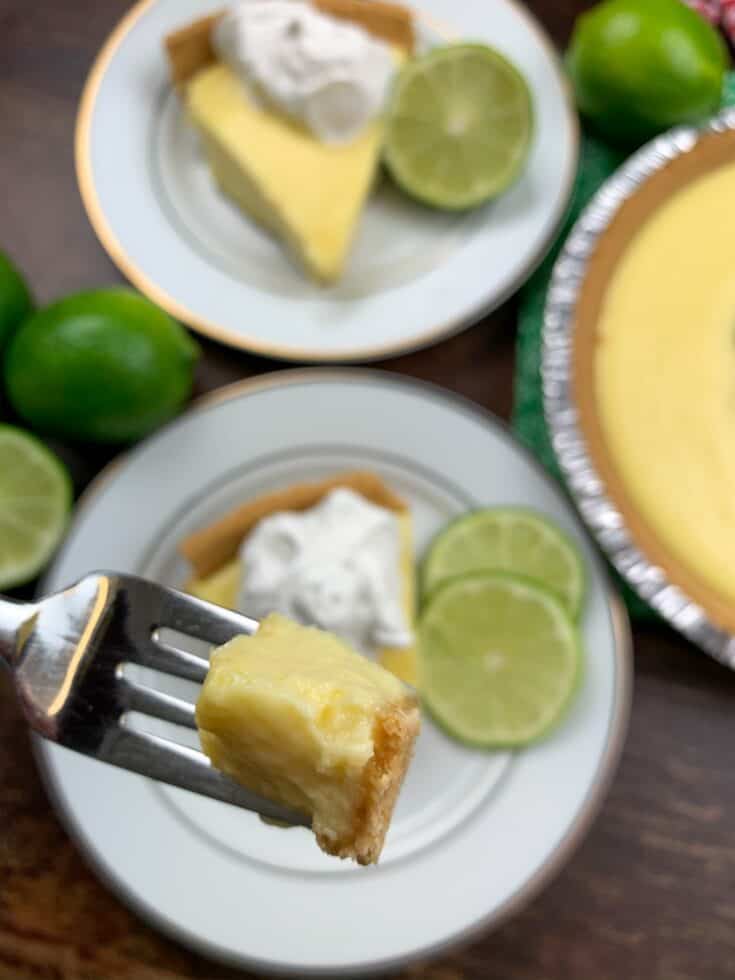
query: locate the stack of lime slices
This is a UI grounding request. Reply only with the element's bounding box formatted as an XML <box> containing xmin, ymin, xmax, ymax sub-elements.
<box><xmin>418</xmin><ymin>509</ymin><xmax>585</xmax><ymax>748</ymax></box>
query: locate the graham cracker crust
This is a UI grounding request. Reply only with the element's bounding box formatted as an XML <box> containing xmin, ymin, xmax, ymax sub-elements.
<box><xmin>316</xmin><ymin>695</ymin><xmax>421</xmax><ymax>865</ymax></box>
<box><xmin>179</xmin><ymin>469</ymin><xmax>408</xmax><ymax>578</ymax></box>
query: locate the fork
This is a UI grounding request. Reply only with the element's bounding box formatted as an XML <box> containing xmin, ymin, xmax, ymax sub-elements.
<box><xmin>0</xmin><ymin>571</ymin><xmax>309</xmax><ymax>827</ymax></box>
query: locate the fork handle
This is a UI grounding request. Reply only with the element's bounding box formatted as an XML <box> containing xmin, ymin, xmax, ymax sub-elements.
<box><xmin>0</xmin><ymin>595</ymin><xmax>37</xmax><ymax>670</ymax></box>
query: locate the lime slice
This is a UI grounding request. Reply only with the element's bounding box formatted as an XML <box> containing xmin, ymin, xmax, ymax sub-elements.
<box><xmin>419</xmin><ymin>572</ymin><xmax>581</xmax><ymax>747</ymax></box>
<box><xmin>0</xmin><ymin>426</ymin><xmax>72</xmax><ymax>589</ymax></box>
<box><xmin>384</xmin><ymin>44</ymin><xmax>533</xmax><ymax>210</ymax></box>
<box><xmin>422</xmin><ymin>508</ymin><xmax>585</xmax><ymax>619</ymax></box>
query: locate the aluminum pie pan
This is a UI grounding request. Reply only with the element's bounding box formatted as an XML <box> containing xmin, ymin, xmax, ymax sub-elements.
<box><xmin>541</xmin><ymin>108</ymin><xmax>735</xmax><ymax>670</ymax></box>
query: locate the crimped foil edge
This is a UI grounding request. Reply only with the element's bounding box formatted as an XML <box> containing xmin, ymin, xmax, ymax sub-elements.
<box><xmin>541</xmin><ymin>108</ymin><xmax>735</xmax><ymax>669</ymax></box>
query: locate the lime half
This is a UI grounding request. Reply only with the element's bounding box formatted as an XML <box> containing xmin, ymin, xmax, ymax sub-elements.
<box><xmin>0</xmin><ymin>426</ymin><xmax>72</xmax><ymax>589</ymax></box>
<box><xmin>419</xmin><ymin>572</ymin><xmax>581</xmax><ymax>747</ymax></box>
<box><xmin>422</xmin><ymin>508</ymin><xmax>585</xmax><ymax>619</ymax></box>
<box><xmin>384</xmin><ymin>44</ymin><xmax>533</xmax><ymax>210</ymax></box>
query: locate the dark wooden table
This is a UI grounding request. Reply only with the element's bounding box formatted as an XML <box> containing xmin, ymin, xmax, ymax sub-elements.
<box><xmin>2</xmin><ymin>2</ymin><xmax>735</xmax><ymax>978</ymax></box>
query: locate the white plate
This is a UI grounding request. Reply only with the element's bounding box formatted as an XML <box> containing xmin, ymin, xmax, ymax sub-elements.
<box><xmin>75</xmin><ymin>0</ymin><xmax>578</xmax><ymax>362</ymax></box>
<box><xmin>38</xmin><ymin>371</ymin><xmax>630</xmax><ymax>975</ymax></box>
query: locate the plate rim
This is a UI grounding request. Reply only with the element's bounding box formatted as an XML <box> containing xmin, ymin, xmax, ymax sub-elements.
<box><xmin>74</xmin><ymin>0</ymin><xmax>580</xmax><ymax>364</ymax></box>
<box><xmin>36</xmin><ymin>368</ymin><xmax>632</xmax><ymax>975</ymax></box>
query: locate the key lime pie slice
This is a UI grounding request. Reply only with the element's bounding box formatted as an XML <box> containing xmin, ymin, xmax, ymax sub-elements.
<box><xmin>164</xmin><ymin>0</ymin><xmax>415</xmax><ymax>283</ymax></box>
<box><xmin>197</xmin><ymin>613</ymin><xmax>420</xmax><ymax>864</ymax></box>
<box><xmin>180</xmin><ymin>471</ymin><xmax>418</xmax><ymax>684</ymax></box>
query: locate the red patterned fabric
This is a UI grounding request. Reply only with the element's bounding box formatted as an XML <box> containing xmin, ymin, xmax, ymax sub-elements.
<box><xmin>684</xmin><ymin>0</ymin><xmax>735</xmax><ymax>45</ymax></box>
<box><xmin>722</xmin><ymin>0</ymin><xmax>735</xmax><ymax>40</ymax></box>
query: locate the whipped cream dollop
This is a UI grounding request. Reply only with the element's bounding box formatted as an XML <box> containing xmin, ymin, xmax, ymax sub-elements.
<box><xmin>238</xmin><ymin>487</ymin><xmax>413</xmax><ymax>652</ymax></box>
<box><xmin>213</xmin><ymin>0</ymin><xmax>396</xmax><ymax>143</ymax></box>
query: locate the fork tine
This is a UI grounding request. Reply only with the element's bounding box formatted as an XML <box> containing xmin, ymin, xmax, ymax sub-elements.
<box><xmin>98</xmin><ymin>574</ymin><xmax>258</xmax><ymax>678</ymax></box>
<box><xmin>120</xmin><ymin>677</ymin><xmax>198</xmax><ymax>730</ymax></box>
<box><xmin>148</xmin><ymin>579</ymin><xmax>259</xmax><ymax>646</ymax></box>
<box><xmin>127</xmin><ymin>641</ymin><xmax>210</xmax><ymax>684</ymax></box>
<box><xmin>103</xmin><ymin>725</ymin><xmax>310</xmax><ymax>827</ymax></box>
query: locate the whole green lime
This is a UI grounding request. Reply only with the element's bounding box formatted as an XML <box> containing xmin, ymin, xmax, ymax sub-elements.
<box><xmin>567</xmin><ymin>0</ymin><xmax>728</xmax><ymax>146</ymax></box>
<box><xmin>4</xmin><ymin>289</ymin><xmax>199</xmax><ymax>443</ymax></box>
<box><xmin>0</xmin><ymin>251</ymin><xmax>33</xmax><ymax>354</ymax></box>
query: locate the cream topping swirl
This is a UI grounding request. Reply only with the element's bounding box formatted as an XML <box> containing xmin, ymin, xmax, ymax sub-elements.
<box><xmin>213</xmin><ymin>0</ymin><xmax>396</xmax><ymax>143</ymax></box>
<box><xmin>237</xmin><ymin>487</ymin><xmax>413</xmax><ymax>652</ymax></box>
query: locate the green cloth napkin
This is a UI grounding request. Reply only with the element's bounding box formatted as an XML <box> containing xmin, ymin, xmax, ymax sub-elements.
<box><xmin>511</xmin><ymin>73</ymin><xmax>735</xmax><ymax>619</ymax></box>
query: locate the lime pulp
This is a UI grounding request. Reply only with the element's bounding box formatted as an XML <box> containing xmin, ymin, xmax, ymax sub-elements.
<box><xmin>0</xmin><ymin>426</ymin><xmax>72</xmax><ymax>589</ymax></box>
<box><xmin>422</xmin><ymin>507</ymin><xmax>586</xmax><ymax>620</ymax></box>
<box><xmin>384</xmin><ymin>44</ymin><xmax>533</xmax><ymax>210</ymax></box>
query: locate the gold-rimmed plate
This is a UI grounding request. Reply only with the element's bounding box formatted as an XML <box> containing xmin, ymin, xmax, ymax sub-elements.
<box><xmin>75</xmin><ymin>0</ymin><xmax>578</xmax><ymax>362</ymax></box>
<box><xmin>38</xmin><ymin>369</ymin><xmax>630</xmax><ymax>974</ymax></box>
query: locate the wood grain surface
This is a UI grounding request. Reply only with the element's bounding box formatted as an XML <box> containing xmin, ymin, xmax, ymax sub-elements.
<box><xmin>1</xmin><ymin>2</ymin><xmax>735</xmax><ymax>978</ymax></box>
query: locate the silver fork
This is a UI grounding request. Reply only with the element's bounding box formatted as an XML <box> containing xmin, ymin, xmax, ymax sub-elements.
<box><xmin>0</xmin><ymin>571</ymin><xmax>309</xmax><ymax>827</ymax></box>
